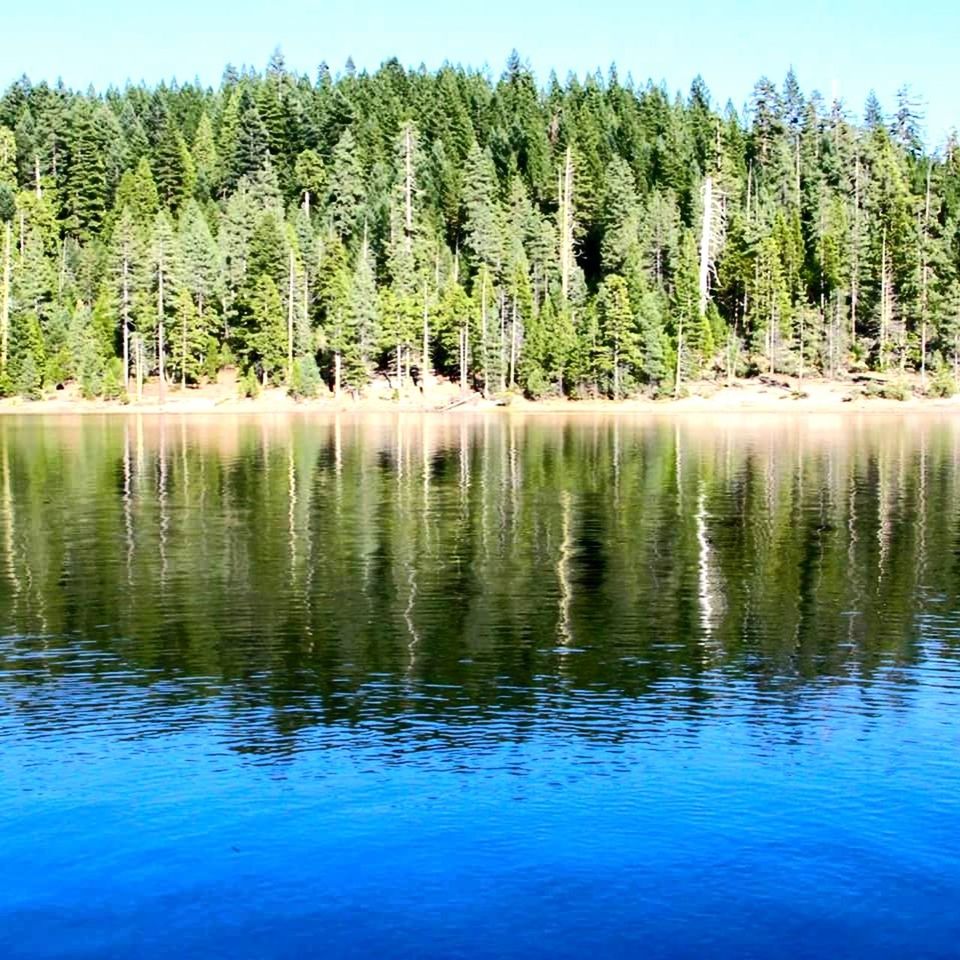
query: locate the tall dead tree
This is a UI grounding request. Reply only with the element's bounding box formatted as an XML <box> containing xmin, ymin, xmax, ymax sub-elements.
<box><xmin>558</xmin><ymin>146</ymin><xmax>575</xmax><ymax>303</ymax></box>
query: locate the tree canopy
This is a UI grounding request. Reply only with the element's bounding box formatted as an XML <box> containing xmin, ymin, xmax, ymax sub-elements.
<box><xmin>0</xmin><ymin>55</ymin><xmax>957</xmax><ymax>400</ymax></box>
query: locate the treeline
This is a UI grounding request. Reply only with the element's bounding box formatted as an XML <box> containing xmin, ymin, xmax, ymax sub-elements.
<box><xmin>0</xmin><ymin>51</ymin><xmax>959</xmax><ymax>401</ymax></box>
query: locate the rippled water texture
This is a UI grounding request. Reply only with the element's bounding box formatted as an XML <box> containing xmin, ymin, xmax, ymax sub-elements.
<box><xmin>2</xmin><ymin>413</ymin><xmax>960</xmax><ymax>958</ymax></box>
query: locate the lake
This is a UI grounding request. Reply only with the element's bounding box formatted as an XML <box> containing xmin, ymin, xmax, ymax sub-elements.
<box><xmin>1</xmin><ymin>413</ymin><xmax>959</xmax><ymax>958</ymax></box>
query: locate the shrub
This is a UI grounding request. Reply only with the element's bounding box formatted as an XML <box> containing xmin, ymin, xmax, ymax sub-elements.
<box><xmin>927</xmin><ymin>368</ymin><xmax>957</xmax><ymax>399</ymax></box>
<box><xmin>238</xmin><ymin>368</ymin><xmax>261</xmax><ymax>399</ymax></box>
<box><xmin>879</xmin><ymin>380</ymin><xmax>909</xmax><ymax>402</ymax></box>
<box><xmin>201</xmin><ymin>336</ymin><xmax>221</xmax><ymax>383</ymax></box>
<box><xmin>16</xmin><ymin>353</ymin><xmax>43</xmax><ymax>400</ymax></box>
<box><xmin>102</xmin><ymin>358</ymin><xmax>127</xmax><ymax>402</ymax></box>
<box><xmin>289</xmin><ymin>355</ymin><xmax>321</xmax><ymax>399</ymax></box>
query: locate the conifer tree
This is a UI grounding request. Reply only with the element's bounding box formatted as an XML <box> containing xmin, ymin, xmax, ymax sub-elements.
<box><xmin>247</xmin><ymin>274</ymin><xmax>286</xmax><ymax>384</ymax></box>
<box><xmin>0</xmin><ymin>55</ymin><xmax>954</xmax><ymax>399</ymax></box>
<box><xmin>463</xmin><ymin>142</ymin><xmax>503</xmax><ymax>273</ymax></box>
<box><xmin>328</xmin><ymin>130</ymin><xmax>365</xmax><ymax>243</ymax></box>
<box><xmin>111</xmin><ymin>205</ymin><xmax>142</xmax><ymax>389</ymax></box>
<box><xmin>149</xmin><ymin>210</ymin><xmax>178</xmax><ymax>395</ymax></box>
<box><xmin>598</xmin><ymin>274</ymin><xmax>639</xmax><ymax>398</ymax></box>
<box><xmin>64</xmin><ymin>100</ymin><xmax>107</xmax><ymax>238</ymax></box>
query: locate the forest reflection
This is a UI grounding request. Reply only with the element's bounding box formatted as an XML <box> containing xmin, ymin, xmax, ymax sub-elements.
<box><xmin>2</xmin><ymin>413</ymin><xmax>960</xmax><ymax>756</ymax></box>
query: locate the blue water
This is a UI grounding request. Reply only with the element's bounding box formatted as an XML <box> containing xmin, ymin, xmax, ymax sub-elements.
<box><xmin>2</xmin><ymin>415</ymin><xmax>960</xmax><ymax>958</ymax></box>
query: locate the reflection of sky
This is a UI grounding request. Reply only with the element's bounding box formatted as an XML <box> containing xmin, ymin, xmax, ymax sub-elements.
<box><xmin>2</xmin><ymin>650</ymin><xmax>959</xmax><ymax>958</ymax></box>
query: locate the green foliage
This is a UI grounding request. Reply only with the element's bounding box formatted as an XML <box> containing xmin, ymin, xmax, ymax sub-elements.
<box><xmin>15</xmin><ymin>351</ymin><xmax>42</xmax><ymax>399</ymax></box>
<box><xmin>597</xmin><ymin>274</ymin><xmax>640</xmax><ymax>397</ymax></box>
<box><xmin>865</xmin><ymin>379</ymin><xmax>911</xmax><ymax>401</ymax></box>
<box><xmin>102</xmin><ymin>358</ymin><xmax>126</xmax><ymax>401</ymax></box>
<box><xmin>246</xmin><ymin>274</ymin><xmax>286</xmax><ymax>384</ymax></box>
<box><xmin>289</xmin><ymin>354</ymin><xmax>322</xmax><ymax>399</ymax></box>
<box><xmin>927</xmin><ymin>364</ymin><xmax>957</xmax><ymax>398</ymax></box>
<box><xmin>0</xmin><ymin>183</ymin><xmax>14</xmax><ymax>222</ymax></box>
<box><xmin>0</xmin><ymin>125</ymin><xmax>16</xmax><ymax>187</ymax></box>
<box><xmin>0</xmin><ymin>55</ymin><xmax>956</xmax><ymax>400</ymax></box>
<box><xmin>238</xmin><ymin>367</ymin><xmax>261</xmax><ymax>398</ymax></box>
<box><xmin>294</xmin><ymin>149</ymin><xmax>325</xmax><ymax>210</ymax></box>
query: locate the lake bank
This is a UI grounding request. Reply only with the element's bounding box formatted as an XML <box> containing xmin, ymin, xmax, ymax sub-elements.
<box><xmin>3</xmin><ymin>374</ymin><xmax>960</xmax><ymax>416</ymax></box>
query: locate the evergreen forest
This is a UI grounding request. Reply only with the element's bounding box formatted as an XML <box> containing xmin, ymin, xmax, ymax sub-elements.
<box><xmin>0</xmin><ymin>51</ymin><xmax>958</xmax><ymax>401</ymax></box>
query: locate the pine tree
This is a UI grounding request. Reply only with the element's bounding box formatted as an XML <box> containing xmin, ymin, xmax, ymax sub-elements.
<box><xmin>113</xmin><ymin>157</ymin><xmax>159</xmax><ymax>227</ymax></box>
<box><xmin>601</xmin><ymin>157</ymin><xmax>642</xmax><ymax>275</ymax></box>
<box><xmin>153</xmin><ymin>113</ymin><xmax>191</xmax><ymax>210</ymax></box>
<box><xmin>294</xmin><ymin>149</ymin><xmax>325</xmax><ymax>216</ymax></box>
<box><xmin>328</xmin><ymin>129</ymin><xmax>365</xmax><ymax>243</ymax></box>
<box><xmin>462</xmin><ymin>142</ymin><xmax>503</xmax><ymax>273</ymax></box>
<box><xmin>0</xmin><ymin>126</ymin><xmax>16</xmax><ymax>187</ymax></box>
<box><xmin>225</xmin><ymin>89</ymin><xmax>270</xmax><ymax>191</ymax></box>
<box><xmin>747</xmin><ymin>232</ymin><xmax>791</xmax><ymax>372</ymax></box>
<box><xmin>347</xmin><ymin>235</ymin><xmax>379</xmax><ymax>388</ymax></box>
<box><xmin>149</xmin><ymin>210</ymin><xmax>179</xmax><ymax>394</ymax></box>
<box><xmin>247</xmin><ymin>274</ymin><xmax>286</xmax><ymax>384</ymax></box>
<box><xmin>64</xmin><ymin>100</ymin><xmax>107</xmax><ymax>238</ymax></box>
<box><xmin>169</xmin><ymin>286</ymin><xmax>209</xmax><ymax>386</ymax></box>
<box><xmin>179</xmin><ymin>200</ymin><xmax>219</xmax><ymax>318</ymax></box>
<box><xmin>111</xmin><ymin>205</ymin><xmax>143</xmax><ymax>389</ymax></box>
<box><xmin>0</xmin><ymin>184</ymin><xmax>13</xmax><ymax>380</ymax></box>
<box><xmin>0</xmin><ymin>59</ymin><xmax>952</xmax><ymax>398</ymax></box>
<box><xmin>597</xmin><ymin>274</ymin><xmax>640</xmax><ymax>398</ymax></box>
<box><xmin>192</xmin><ymin>111</ymin><xmax>219</xmax><ymax>198</ymax></box>
<box><xmin>318</xmin><ymin>232</ymin><xmax>352</xmax><ymax>395</ymax></box>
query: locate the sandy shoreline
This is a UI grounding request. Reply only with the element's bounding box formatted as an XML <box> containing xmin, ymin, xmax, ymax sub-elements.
<box><xmin>2</xmin><ymin>376</ymin><xmax>960</xmax><ymax>416</ymax></box>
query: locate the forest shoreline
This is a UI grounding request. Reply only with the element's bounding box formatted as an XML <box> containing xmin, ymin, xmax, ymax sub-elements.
<box><xmin>3</xmin><ymin>375</ymin><xmax>960</xmax><ymax>416</ymax></box>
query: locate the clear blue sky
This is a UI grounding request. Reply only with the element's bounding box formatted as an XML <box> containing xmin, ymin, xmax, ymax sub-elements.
<box><xmin>2</xmin><ymin>0</ymin><xmax>957</xmax><ymax>144</ymax></box>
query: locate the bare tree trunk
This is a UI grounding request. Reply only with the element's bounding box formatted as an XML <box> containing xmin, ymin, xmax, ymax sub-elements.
<box><xmin>287</xmin><ymin>248</ymin><xmax>295</xmax><ymax>385</ymax></box>
<box><xmin>421</xmin><ymin>284</ymin><xmax>430</xmax><ymax>394</ymax></box>
<box><xmin>198</xmin><ymin>293</ymin><xmax>206</xmax><ymax>381</ymax></box>
<box><xmin>404</xmin><ymin>124</ymin><xmax>414</xmax><ymax>254</ymax></box>
<box><xmin>698</xmin><ymin>175</ymin><xmax>713</xmax><ymax>317</ymax></box>
<box><xmin>181</xmin><ymin>301</ymin><xmax>187</xmax><ymax>389</ymax></box>
<box><xmin>509</xmin><ymin>297</ymin><xmax>517</xmax><ymax>389</ymax></box>
<box><xmin>834</xmin><ymin>293</ymin><xmax>842</xmax><ymax>379</ymax></box>
<box><xmin>799</xmin><ymin>309</ymin><xmax>805</xmax><ymax>381</ymax></box>
<box><xmin>955</xmin><ymin>328</ymin><xmax>960</xmax><ymax>388</ymax></box>
<box><xmin>302</xmin><ymin>266</ymin><xmax>309</xmax><ymax>333</ymax></box>
<box><xmin>880</xmin><ymin>226</ymin><xmax>888</xmax><ymax>370</ymax></box>
<box><xmin>674</xmin><ymin>316</ymin><xmax>683</xmax><ymax>399</ymax></box>
<box><xmin>121</xmin><ymin>249</ymin><xmax>130</xmax><ymax>393</ymax></box>
<box><xmin>334</xmin><ymin>351</ymin><xmax>342</xmax><ymax>398</ymax></box>
<box><xmin>480</xmin><ymin>272</ymin><xmax>489</xmax><ymax>398</ymax></box>
<box><xmin>499</xmin><ymin>291</ymin><xmax>506</xmax><ymax>393</ymax></box>
<box><xmin>157</xmin><ymin>252</ymin><xmax>166</xmax><ymax>403</ymax></box>
<box><xmin>851</xmin><ymin>153</ymin><xmax>861</xmax><ymax>347</ymax></box>
<box><xmin>559</xmin><ymin>146</ymin><xmax>574</xmax><ymax>303</ymax></box>
<box><xmin>920</xmin><ymin>162</ymin><xmax>932</xmax><ymax>387</ymax></box>
<box><xmin>0</xmin><ymin>221</ymin><xmax>10</xmax><ymax>373</ymax></box>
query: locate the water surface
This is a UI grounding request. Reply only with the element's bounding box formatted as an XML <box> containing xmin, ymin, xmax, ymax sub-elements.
<box><xmin>2</xmin><ymin>413</ymin><xmax>959</xmax><ymax>958</ymax></box>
